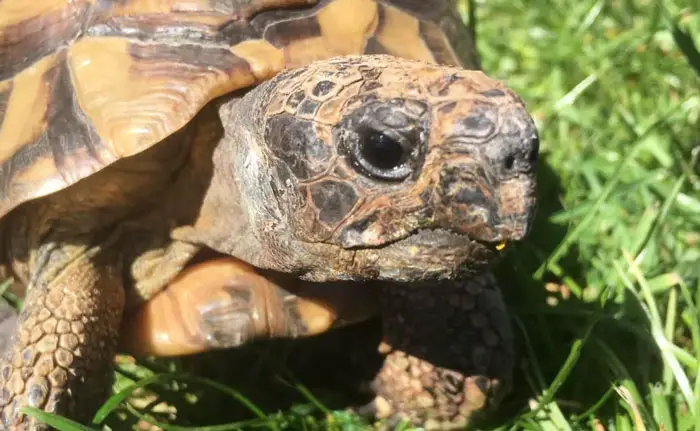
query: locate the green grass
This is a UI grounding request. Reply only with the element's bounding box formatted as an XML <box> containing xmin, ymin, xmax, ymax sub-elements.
<box><xmin>473</xmin><ymin>1</ymin><xmax>700</xmax><ymax>429</ymax></box>
<box><xmin>11</xmin><ymin>0</ymin><xmax>700</xmax><ymax>430</ymax></box>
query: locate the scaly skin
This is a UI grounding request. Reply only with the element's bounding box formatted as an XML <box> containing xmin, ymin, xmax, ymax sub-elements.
<box><xmin>0</xmin><ymin>241</ymin><xmax>124</xmax><ymax>430</ymax></box>
<box><xmin>0</xmin><ymin>55</ymin><xmax>538</xmax><ymax>429</ymax></box>
<box><xmin>368</xmin><ymin>273</ymin><xmax>513</xmax><ymax>429</ymax></box>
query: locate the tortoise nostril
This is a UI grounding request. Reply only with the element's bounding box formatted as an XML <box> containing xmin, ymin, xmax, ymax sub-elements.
<box><xmin>498</xmin><ymin>135</ymin><xmax>539</xmax><ymax>174</ymax></box>
<box><xmin>504</xmin><ymin>154</ymin><xmax>515</xmax><ymax>170</ymax></box>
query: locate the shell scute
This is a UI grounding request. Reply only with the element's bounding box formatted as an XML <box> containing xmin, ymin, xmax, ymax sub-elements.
<box><xmin>0</xmin><ymin>0</ymin><xmax>470</xmax><ymax>219</ymax></box>
<box><xmin>0</xmin><ymin>0</ymin><xmax>93</xmax><ymax>82</ymax></box>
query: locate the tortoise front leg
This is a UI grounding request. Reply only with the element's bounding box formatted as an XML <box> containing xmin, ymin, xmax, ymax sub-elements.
<box><xmin>364</xmin><ymin>273</ymin><xmax>515</xmax><ymax>430</ymax></box>
<box><xmin>119</xmin><ymin>257</ymin><xmax>379</xmax><ymax>357</ymax></box>
<box><xmin>0</xmin><ymin>247</ymin><xmax>124</xmax><ymax>430</ymax></box>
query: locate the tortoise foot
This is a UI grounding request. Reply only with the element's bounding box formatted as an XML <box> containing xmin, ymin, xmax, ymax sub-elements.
<box><xmin>365</xmin><ymin>273</ymin><xmax>514</xmax><ymax>429</ymax></box>
<box><xmin>361</xmin><ymin>348</ymin><xmax>503</xmax><ymax>430</ymax></box>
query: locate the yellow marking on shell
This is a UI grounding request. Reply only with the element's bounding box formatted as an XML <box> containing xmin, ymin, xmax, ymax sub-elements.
<box><xmin>0</xmin><ymin>0</ymin><xmax>93</xmax><ymax>27</ymax></box>
<box><xmin>373</xmin><ymin>4</ymin><xmax>435</xmax><ymax>62</ymax></box>
<box><xmin>229</xmin><ymin>40</ymin><xmax>284</xmax><ymax>81</ymax></box>
<box><xmin>282</xmin><ymin>38</ymin><xmax>333</xmax><ymax>69</ymax></box>
<box><xmin>278</xmin><ymin>0</ymin><xmax>378</xmax><ymax>68</ymax></box>
<box><xmin>68</xmin><ymin>37</ymin><xmax>262</xmax><ymax>158</ymax></box>
<box><xmin>317</xmin><ymin>0</ymin><xmax>378</xmax><ymax>54</ymax></box>
<box><xmin>0</xmin><ymin>55</ymin><xmax>56</xmax><ymax>164</ymax></box>
<box><xmin>416</xmin><ymin>20</ymin><xmax>463</xmax><ymax>66</ymax></box>
<box><xmin>496</xmin><ymin>242</ymin><xmax>507</xmax><ymax>251</ymax></box>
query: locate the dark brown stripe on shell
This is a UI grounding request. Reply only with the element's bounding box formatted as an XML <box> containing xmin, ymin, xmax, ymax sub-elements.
<box><xmin>417</xmin><ymin>20</ymin><xmax>459</xmax><ymax>66</ymax></box>
<box><xmin>261</xmin><ymin>13</ymin><xmax>322</xmax><ymax>48</ymax></box>
<box><xmin>249</xmin><ymin>0</ymin><xmax>325</xmax><ymax>33</ymax></box>
<box><xmin>364</xmin><ymin>5</ymin><xmax>388</xmax><ymax>55</ymax></box>
<box><xmin>86</xmin><ymin>17</ymin><xmax>221</xmax><ymax>41</ymax></box>
<box><xmin>423</xmin><ymin>8</ymin><xmax>480</xmax><ymax>68</ymax></box>
<box><xmin>0</xmin><ymin>83</ymin><xmax>12</xmax><ymax>132</ymax></box>
<box><xmin>85</xmin><ymin>16</ymin><xmax>262</xmax><ymax>46</ymax></box>
<box><xmin>363</xmin><ymin>38</ymin><xmax>390</xmax><ymax>55</ymax></box>
<box><xmin>0</xmin><ymin>3</ymin><xmax>92</xmax><ymax>82</ymax></box>
<box><xmin>128</xmin><ymin>42</ymin><xmax>243</xmax><ymax>73</ymax></box>
<box><xmin>87</xmin><ymin>0</ymin><xmax>319</xmax><ymax>45</ymax></box>
<box><xmin>216</xmin><ymin>20</ymin><xmax>267</xmax><ymax>45</ymax></box>
<box><xmin>43</xmin><ymin>51</ymin><xmax>107</xmax><ymax>176</ymax></box>
<box><xmin>86</xmin><ymin>0</ymin><xmax>263</xmax><ymax>45</ymax></box>
<box><xmin>0</xmin><ymin>50</ymin><xmax>105</xmax><ymax>203</ymax></box>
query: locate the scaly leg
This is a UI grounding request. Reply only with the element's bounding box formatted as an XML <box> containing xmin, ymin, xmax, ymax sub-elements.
<box><xmin>119</xmin><ymin>257</ymin><xmax>379</xmax><ymax>357</ymax></box>
<box><xmin>364</xmin><ymin>272</ymin><xmax>514</xmax><ymax>430</ymax></box>
<box><xmin>0</xmin><ymin>245</ymin><xmax>124</xmax><ymax>430</ymax></box>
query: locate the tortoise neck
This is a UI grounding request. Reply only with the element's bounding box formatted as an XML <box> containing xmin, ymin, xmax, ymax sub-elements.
<box><xmin>168</xmin><ymin>95</ymin><xmax>268</xmax><ymax>265</ymax></box>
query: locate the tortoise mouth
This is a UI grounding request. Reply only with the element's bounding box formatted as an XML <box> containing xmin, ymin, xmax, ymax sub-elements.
<box><xmin>380</xmin><ymin>227</ymin><xmax>505</xmax><ymax>253</ymax></box>
<box><xmin>358</xmin><ymin>228</ymin><xmax>503</xmax><ymax>282</ymax></box>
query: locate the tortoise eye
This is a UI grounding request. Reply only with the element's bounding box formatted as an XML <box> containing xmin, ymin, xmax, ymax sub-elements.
<box><xmin>351</xmin><ymin>130</ymin><xmax>412</xmax><ymax>181</ymax></box>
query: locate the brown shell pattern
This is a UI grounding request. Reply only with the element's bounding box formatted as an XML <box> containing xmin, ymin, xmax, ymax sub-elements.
<box><xmin>0</xmin><ymin>0</ymin><xmax>468</xmax><ymax>219</ymax></box>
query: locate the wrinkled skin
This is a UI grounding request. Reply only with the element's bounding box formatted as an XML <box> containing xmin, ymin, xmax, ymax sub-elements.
<box><xmin>0</xmin><ymin>55</ymin><xmax>538</xmax><ymax>430</ymax></box>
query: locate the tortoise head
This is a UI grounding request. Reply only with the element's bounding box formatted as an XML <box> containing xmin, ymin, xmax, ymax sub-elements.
<box><xmin>215</xmin><ymin>55</ymin><xmax>538</xmax><ymax>282</ymax></box>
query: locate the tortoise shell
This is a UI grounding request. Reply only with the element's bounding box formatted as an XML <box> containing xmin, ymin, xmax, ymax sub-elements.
<box><xmin>0</xmin><ymin>0</ymin><xmax>476</xmax><ymax>219</ymax></box>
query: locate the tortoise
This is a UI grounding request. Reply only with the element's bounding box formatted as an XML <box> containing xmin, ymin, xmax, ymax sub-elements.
<box><xmin>0</xmin><ymin>0</ymin><xmax>540</xmax><ymax>429</ymax></box>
